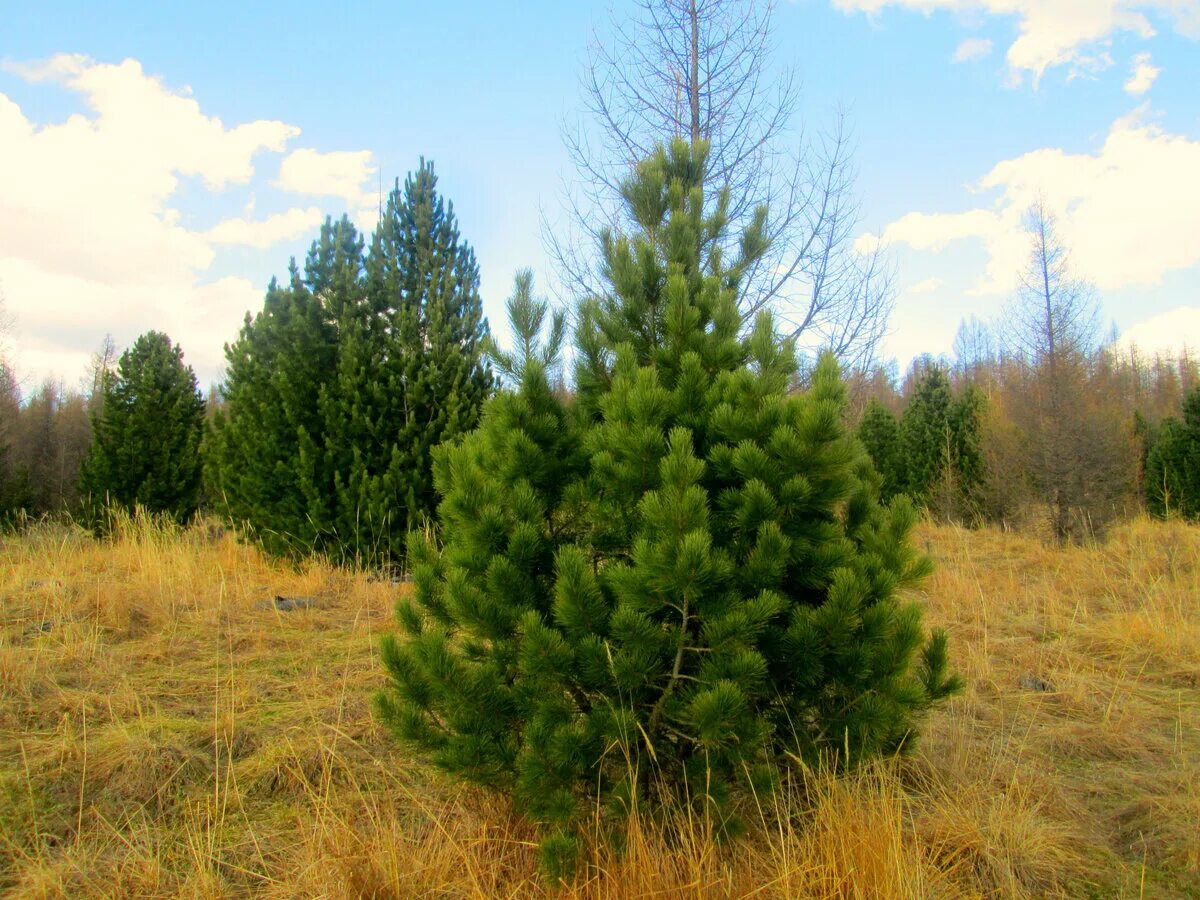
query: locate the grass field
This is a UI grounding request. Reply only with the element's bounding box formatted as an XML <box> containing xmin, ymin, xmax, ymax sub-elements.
<box><xmin>1</xmin><ymin>514</ymin><xmax>1197</xmax><ymax>898</ymax></box>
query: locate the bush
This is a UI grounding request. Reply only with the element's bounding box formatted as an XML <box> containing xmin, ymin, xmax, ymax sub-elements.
<box><xmin>376</xmin><ymin>141</ymin><xmax>960</xmax><ymax>875</ymax></box>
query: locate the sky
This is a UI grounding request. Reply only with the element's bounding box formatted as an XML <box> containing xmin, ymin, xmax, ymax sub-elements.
<box><xmin>2</xmin><ymin>0</ymin><xmax>1199</xmax><ymax>391</ymax></box>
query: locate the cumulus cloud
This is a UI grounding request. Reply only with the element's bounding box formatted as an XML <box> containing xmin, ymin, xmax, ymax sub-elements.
<box><xmin>1116</xmin><ymin>306</ymin><xmax>1200</xmax><ymax>356</ymax></box>
<box><xmin>0</xmin><ymin>54</ymin><xmax>373</xmax><ymax>384</ymax></box>
<box><xmin>205</xmin><ymin>207</ymin><xmax>325</xmax><ymax>249</ymax></box>
<box><xmin>1124</xmin><ymin>52</ymin><xmax>1161</xmax><ymax>94</ymax></box>
<box><xmin>872</xmin><ymin>110</ymin><xmax>1200</xmax><ymax>295</ymax></box>
<box><xmin>952</xmin><ymin>37</ymin><xmax>993</xmax><ymax>62</ymax></box>
<box><xmin>275</xmin><ymin>148</ymin><xmax>377</xmax><ymax>212</ymax></box>
<box><xmin>832</xmin><ymin>0</ymin><xmax>1200</xmax><ymax>84</ymax></box>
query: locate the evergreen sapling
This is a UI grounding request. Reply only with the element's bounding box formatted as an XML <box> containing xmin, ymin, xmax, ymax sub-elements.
<box><xmin>376</xmin><ymin>141</ymin><xmax>961</xmax><ymax>875</ymax></box>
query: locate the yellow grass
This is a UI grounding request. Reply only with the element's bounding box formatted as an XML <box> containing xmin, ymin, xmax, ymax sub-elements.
<box><xmin>1</xmin><ymin>513</ymin><xmax>1197</xmax><ymax>897</ymax></box>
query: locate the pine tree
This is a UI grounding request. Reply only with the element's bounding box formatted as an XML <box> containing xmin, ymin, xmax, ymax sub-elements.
<box><xmin>1145</xmin><ymin>386</ymin><xmax>1200</xmax><ymax>520</ymax></box>
<box><xmin>206</xmin><ymin>217</ymin><xmax>357</xmax><ymax>558</ymax></box>
<box><xmin>948</xmin><ymin>383</ymin><xmax>986</xmax><ymax>518</ymax></box>
<box><xmin>899</xmin><ymin>364</ymin><xmax>985</xmax><ymax>521</ymax></box>
<box><xmin>80</xmin><ymin>331</ymin><xmax>205</xmax><ymax>523</ymax></box>
<box><xmin>484</xmin><ymin>269</ymin><xmax>566</xmax><ymax>388</ymax></box>
<box><xmin>376</xmin><ymin>141</ymin><xmax>960</xmax><ymax>875</ymax></box>
<box><xmin>857</xmin><ymin>399</ymin><xmax>904</xmax><ymax>501</ymax></box>
<box><xmin>209</xmin><ymin>168</ymin><xmax>491</xmax><ymax>566</ymax></box>
<box><xmin>321</xmin><ymin>162</ymin><xmax>492</xmax><ymax>564</ymax></box>
<box><xmin>900</xmin><ymin>363</ymin><xmax>953</xmax><ymax>503</ymax></box>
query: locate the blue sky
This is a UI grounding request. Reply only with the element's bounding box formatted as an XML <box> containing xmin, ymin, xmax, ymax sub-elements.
<box><xmin>2</xmin><ymin>0</ymin><xmax>1198</xmax><ymax>388</ymax></box>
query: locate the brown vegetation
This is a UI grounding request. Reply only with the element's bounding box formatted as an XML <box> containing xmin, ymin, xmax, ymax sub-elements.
<box><xmin>1</xmin><ymin>513</ymin><xmax>1197</xmax><ymax>897</ymax></box>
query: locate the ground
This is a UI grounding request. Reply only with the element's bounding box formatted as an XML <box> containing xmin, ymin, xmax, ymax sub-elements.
<box><xmin>1</xmin><ymin>514</ymin><xmax>1197</xmax><ymax>897</ymax></box>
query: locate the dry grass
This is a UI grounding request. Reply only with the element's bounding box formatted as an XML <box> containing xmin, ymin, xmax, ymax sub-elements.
<box><xmin>1</xmin><ymin>513</ymin><xmax>1197</xmax><ymax>898</ymax></box>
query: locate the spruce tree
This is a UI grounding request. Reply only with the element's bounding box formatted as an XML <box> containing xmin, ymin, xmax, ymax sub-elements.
<box><xmin>80</xmin><ymin>331</ymin><xmax>205</xmax><ymax>523</ymax></box>
<box><xmin>1145</xmin><ymin>386</ymin><xmax>1200</xmax><ymax>520</ymax></box>
<box><xmin>857</xmin><ymin>399</ymin><xmax>904</xmax><ymax>501</ymax></box>
<box><xmin>376</xmin><ymin>141</ymin><xmax>960</xmax><ymax>874</ymax></box>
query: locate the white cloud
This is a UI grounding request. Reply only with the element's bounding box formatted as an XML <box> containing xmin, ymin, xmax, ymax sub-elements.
<box><xmin>1124</xmin><ymin>52</ymin><xmax>1161</xmax><ymax>94</ymax></box>
<box><xmin>872</xmin><ymin>110</ymin><xmax>1200</xmax><ymax>295</ymax></box>
<box><xmin>0</xmin><ymin>55</ymin><xmax>374</xmax><ymax>384</ymax></box>
<box><xmin>952</xmin><ymin>37</ymin><xmax>993</xmax><ymax>62</ymax></box>
<box><xmin>1116</xmin><ymin>305</ymin><xmax>1200</xmax><ymax>356</ymax></box>
<box><xmin>907</xmin><ymin>276</ymin><xmax>945</xmax><ymax>294</ymax></box>
<box><xmin>205</xmin><ymin>207</ymin><xmax>324</xmax><ymax>249</ymax></box>
<box><xmin>832</xmin><ymin>0</ymin><xmax>1200</xmax><ymax>84</ymax></box>
<box><xmin>275</xmin><ymin>148</ymin><xmax>376</xmax><ymax>211</ymax></box>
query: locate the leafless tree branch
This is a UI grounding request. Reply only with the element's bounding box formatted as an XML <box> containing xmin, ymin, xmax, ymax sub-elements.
<box><xmin>547</xmin><ymin>0</ymin><xmax>893</xmax><ymax>365</ymax></box>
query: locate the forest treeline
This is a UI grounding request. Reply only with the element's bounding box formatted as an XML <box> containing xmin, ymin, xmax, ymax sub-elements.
<box><xmin>849</xmin><ymin>339</ymin><xmax>1198</xmax><ymax>539</ymax></box>
<box><xmin>2</xmin><ymin>193</ymin><xmax>1200</xmax><ymax>545</ymax></box>
<box><xmin>3</xmin><ymin>263</ymin><xmax>1197</xmax><ymax>545</ymax></box>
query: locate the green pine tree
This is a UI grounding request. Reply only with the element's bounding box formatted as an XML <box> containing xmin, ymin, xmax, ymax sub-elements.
<box><xmin>900</xmin><ymin>365</ymin><xmax>985</xmax><ymax>521</ymax></box>
<box><xmin>948</xmin><ymin>383</ymin><xmax>986</xmax><ymax>518</ymax></box>
<box><xmin>80</xmin><ymin>331</ymin><xmax>205</xmax><ymax>523</ymax></box>
<box><xmin>321</xmin><ymin>161</ymin><xmax>492</xmax><ymax>565</ymax></box>
<box><xmin>857</xmin><ymin>399</ymin><xmax>905</xmax><ymax>501</ymax></box>
<box><xmin>1145</xmin><ymin>386</ymin><xmax>1200</xmax><ymax>520</ymax></box>
<box><xmin>206</xmin><ymin>216</ymin><xmax>359</xmax><ymax>558</ymax></box>
<box><xmin>376</xmin><ymin>141</ymin><xmax>961</xmax><ymax>875</ymax></box>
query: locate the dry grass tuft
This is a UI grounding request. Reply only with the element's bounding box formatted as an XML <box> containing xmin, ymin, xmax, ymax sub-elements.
<box><xmin>1</xmin><ymin>512</ymin><xmax>1197</xmax><ymax>897</ymax></box>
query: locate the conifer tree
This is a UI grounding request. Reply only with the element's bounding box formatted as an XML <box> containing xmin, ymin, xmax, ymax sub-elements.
<box><xmin>857</xmin><ymin>399</ymin><xmax>904</xmax><ymax>501</ymax></box>
<box><xmin>321</xmin><ymin>162</ymin><xmax>491</xmax><ymax>563</ymax></box>
<box><xmin>949</xmin><ymin>383</ymin><xmax>986</xmax><ymax>515</ymax></box>
<box><xmin>206</xmin><ymin>216</ymin><xmax>358</xmax><ymax>557</ymax></box>
<box><xmin>900</xmin><ymin>364</ymin><xmax>984</xmax><ymax>521</ymax></box>
<box><xmin>1145</xmin><ymin>386</ymin><xmax>1200</xmax><ymax>520</ymax></box>
<box><xmin>80</xmin><ymin>331</ymin><xmax>205</xmax><ymax>522</ymax></box>
<box><xmin>0</xmin><ymin>360</ymin><xmax>30</xmax><ymax>519</ymax></box>
<box><xmin>208</xmin><ymin>172</ymin><xmax>490</xmax><ymax>566</ymax></box>
<box><xmin>377</xmin><ymin>141</ymin><xmax>960</xmax><ymax>875</ymax></box>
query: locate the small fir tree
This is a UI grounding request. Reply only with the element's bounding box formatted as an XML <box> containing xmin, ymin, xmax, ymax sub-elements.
<box><xmin>376</xmin><ymin>141</ymin><xmax>961</xmax><ymax>874</ymax></box>
<box><xmin>81</xmin><ymin>331</ymin><xmax>205</xmax><ymax>522</ymax></box>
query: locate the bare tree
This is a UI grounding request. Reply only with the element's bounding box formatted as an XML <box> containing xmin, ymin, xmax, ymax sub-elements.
<box><xmin>84</xmin><ymin>333</ymin><xmax>118</xmax><ymax>398</ymax></box>
<box><xmin>1002</xmin><ymin>201</ymin><xmax>1134</xmax><ymax>542</ymax></box>
<box><xmin>952</xmin><ymin>315</ymin><xmax>995</xmax><ymax>381</ymax></box>
<box><xmin>1006</xmin><ymin>200</ymin><xmax>1100</xmax><ymax>368</ymax></box>
<box><xmin>552</xmin><ymin>0</ymin><xmax>892</xmax><ymax>367</ymax></box>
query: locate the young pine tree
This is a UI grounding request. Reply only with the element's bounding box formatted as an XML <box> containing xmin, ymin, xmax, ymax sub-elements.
<box><xmin>208</xmin><ymin>177</ymin><xmax>490</xmax><ymax>566</ymax></box>
<box><xmin>376</xmin><ymin>141</ymin><xmax>960</xmax><ymax>875</ymax></box>
<box><xmin>81</xmin><ymin>331</ymin><xmax>205</xmax><ymax>523</ymax></box>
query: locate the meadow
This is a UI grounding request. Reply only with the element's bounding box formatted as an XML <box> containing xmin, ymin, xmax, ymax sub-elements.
<box><xmin>1</xmin><ymin>514</ymin><xmax>1197</xmax><ymax>898</ymax></box>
